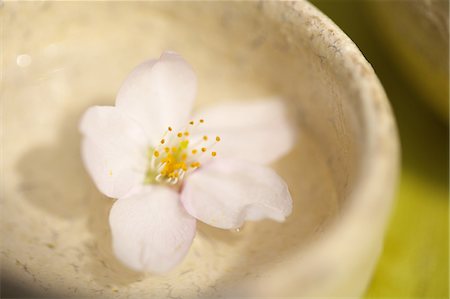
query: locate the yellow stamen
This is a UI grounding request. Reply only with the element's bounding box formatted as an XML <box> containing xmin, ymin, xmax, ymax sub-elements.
<box><xmin>168</xmin><ymin>172</ymin><xmax>179</xmax><ymax>178</ymax></box>
<box><xmin>145</xmin><ymin>119</ymin><xmax>221</xmax><ymax>185</ymax></box>
<box><xmin>180</xmin><ymin>140</ymin><xmax>189</xmax><ymax>149</ymax></box>
<box><xmin>190</xmin><ymin>162</ymin><xmax>201</xmax><ymax>168</ymax></box>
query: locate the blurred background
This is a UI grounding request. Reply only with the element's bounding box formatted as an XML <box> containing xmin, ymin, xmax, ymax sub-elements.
<box><xmin>310</xmin><ymin>1</ymin><xmax>449</xmax><ymax>297</ymax></box>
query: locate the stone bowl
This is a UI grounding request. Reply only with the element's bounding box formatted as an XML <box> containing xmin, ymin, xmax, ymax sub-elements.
<box><xmin>2</xmin><ymin>1</ymin><xmax>399</xmax><ymax>297</ymax></box>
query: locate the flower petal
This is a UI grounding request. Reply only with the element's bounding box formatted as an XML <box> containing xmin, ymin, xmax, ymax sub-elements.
<box><xmin>191</xmin><ymin>99</ymin><xmax>295</xmax><ymax>165</ymax></box>
<box><xmin>109</xmin><ymin>186</ymin><xmax>196</xmax><ymax>273</ymax></box>
<box><xmin>116</xmin><ymin>51</ymin><xmax>197</xmax><ymax>144</ymax></box>
<box><xmin>80</xmin><ymin>106</ymin><xmax>148</xmax><ymax>198</ymax></box>
<box><xmin>181</xmin><ymin>158</ymin><xmax>292</xmax><ymax>229</ymax></box>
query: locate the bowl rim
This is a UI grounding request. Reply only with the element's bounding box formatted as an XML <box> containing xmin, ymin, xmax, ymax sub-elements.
<box><xmin>245</xmin><ymin>1</ymin><xmax>400</xmax><ymax>296</ymax></box>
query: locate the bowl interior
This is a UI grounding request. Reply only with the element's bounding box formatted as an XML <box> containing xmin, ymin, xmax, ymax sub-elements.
<box><xmin>3</xmin><ymin>2</ymin><xmax>364</xmax><ymax>297</ymax></box>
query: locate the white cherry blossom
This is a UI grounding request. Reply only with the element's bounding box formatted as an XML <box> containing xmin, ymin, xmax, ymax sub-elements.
<box><xmin>80</xmin><ymin>51</ymin><xmax>294</xmax><ymax>273</ymax></box>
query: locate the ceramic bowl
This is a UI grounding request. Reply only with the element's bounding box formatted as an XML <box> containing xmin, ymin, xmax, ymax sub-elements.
<box><xmin>2</xmin><ymin>1</ymin><xmax>399</xmax><ymax>297</ymax></box>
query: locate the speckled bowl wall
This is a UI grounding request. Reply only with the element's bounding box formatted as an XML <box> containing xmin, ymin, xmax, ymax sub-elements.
<box><xmin>2</xmin><ymin>1</ymin><xmax>399</xmax><ymax>297</ymax></box>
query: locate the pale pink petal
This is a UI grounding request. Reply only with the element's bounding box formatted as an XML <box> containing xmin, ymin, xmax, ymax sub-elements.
<box><xmin>109</xmin><ymin>186</ymin><xmax>196</xmax><ymax>273</ymax></box>
<box><xmin>191</xmin><ymin>99</ymin><xmax>295</xmax><ymax>165</ymax></box>
<box><xmin>181</xmin><ymin>158</ymin><xmax>292</xmax><ymax>229</ymax></box>
<box><xmin>80</xmin><ymin>106</ymin><xmax>148</xmax><ymax>198</ymax></box>
<box><xmin>116</xmin><ymin>51</ymin><xmax>197</xmax><ymax>144</ymax></box>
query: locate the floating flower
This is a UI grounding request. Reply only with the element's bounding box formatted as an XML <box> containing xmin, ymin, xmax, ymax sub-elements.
<box><xmin>80</xmin><ymin>51</ymin><xmax>294</xmax><ymax>273</ymax></box>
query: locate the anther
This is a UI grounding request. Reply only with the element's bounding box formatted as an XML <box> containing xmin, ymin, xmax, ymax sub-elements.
<box><xmin>190</xmin><ymin>162</ymin><xmax>201</xmax><ymax>168</ymax></box>
<box><xmin>146</xmin><ymin>119</ymin><xmax>221</xmax><ymax>186</ymax></box>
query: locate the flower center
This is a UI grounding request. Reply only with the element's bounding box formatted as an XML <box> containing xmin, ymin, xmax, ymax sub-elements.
<box><xmin>144</xmin><ymin>119</ymin><xmax>220</xmax><ymax>185</ymax></box>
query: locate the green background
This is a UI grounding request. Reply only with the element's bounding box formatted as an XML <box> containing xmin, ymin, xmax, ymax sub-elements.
<box><xmin>310</xmin><ymin>1</ymin><xmax>449</xmax><ymax>298</ymax></box>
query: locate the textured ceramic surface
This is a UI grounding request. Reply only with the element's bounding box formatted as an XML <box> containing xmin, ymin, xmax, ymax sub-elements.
<box><xmin>309</xmin><ymin>2</ymin><xmax>448</xmax><ymax>296</ymax></box>
<box><xmin>2</xmin><ymin>1</ymin><xmax>399</xmax><ymax>297</ymax></box>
